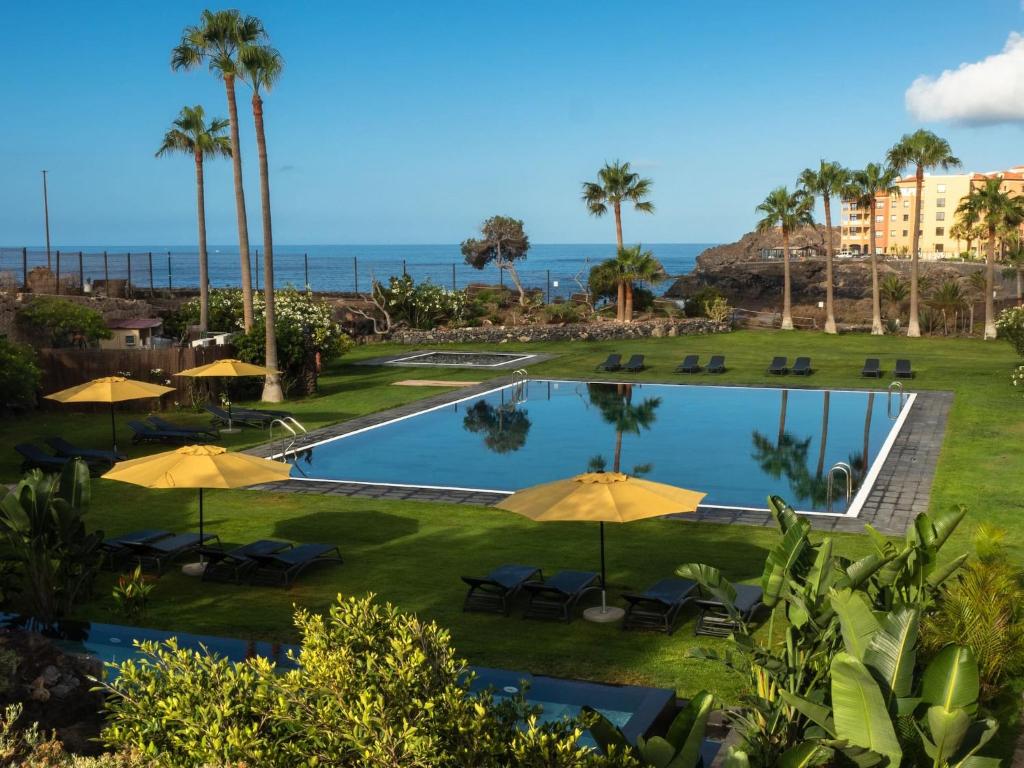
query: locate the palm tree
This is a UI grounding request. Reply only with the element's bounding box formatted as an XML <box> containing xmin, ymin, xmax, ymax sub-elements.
<box><xmin>239</xmin><ymin>44</ymin><xmax>284</xmax><ymax>402</ymax></box>
<box><xmin>586</xmin><ymin>384</ymin><xmax>660</xmax><ymax>473</ymax></box>
<box><xmin>927</xmin><ymin>279</ymin><xmax>968</xmax><ymax>335</ymax></box>
<box><xmin>1002</xmin><ymin>230</ymin><xmax>1024</xmax><ymax>305</ymax></box>
<box><xmin>847</xmin><ymin>164</ymin><xmax>901</xmax><ymax>335</ymax></box>
<box><xmin>618</xmin><ymin>245</ymin><xmax>666</xmax><ymax>322</ymax></box>
<box><xmin>155</xmin><ymin>105</ymin><xmax>230</xmax><ymax>333</ymax></box>
<box><xmin>172</xmin><ymin>10</ymin><xmax>267</xmax><ymax>333</ymax></box>
<box><xmin>798</xmin><ymin>161</ymin><xmax>849</xmax><ymax>334</ymax></box>
<box><xmin>755</xmin><ymin>187</ymin><xmax>814</xmax><ymax>330</ymax></box>
<box><xmin>886</xmin><ymin>130</ymin><xmax>961</xmax><ymax>337</ymax></box>
<box><xmin>581</xmin><ymin>161</ymin><xmax>654</xmax><ymax>250</ymax></box>
<box><xmin>956</xmin><ymin>178</ymin><xmax>1024</xmax><ymax>338</ymax></box>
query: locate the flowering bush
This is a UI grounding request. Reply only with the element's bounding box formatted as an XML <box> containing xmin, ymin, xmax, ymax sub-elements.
<box><xmin>1012</xmin><ymin>365</ymin><xmax>1024</xmax><ymax>391</ymax></box>
<box><xmin>378</xmin><ymin>275</ymin><xmax>468</xmax><ymax>330</ymax></box>
<box><xmin>996</xmin><ymin>306</ymin><xmax>1024</xmax><ymax>357</ymax></box>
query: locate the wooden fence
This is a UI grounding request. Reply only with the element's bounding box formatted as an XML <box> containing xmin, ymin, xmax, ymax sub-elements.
<box><xmin>38</xmin><ymin>345</ymin><xmax>236</xmax><ymax>410</ymax></box>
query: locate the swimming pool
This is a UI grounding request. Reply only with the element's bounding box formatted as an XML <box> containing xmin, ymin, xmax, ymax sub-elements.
<box><xmin>288</xmin><ymin>380</ymin><xmax>913</xmax><ymax>516</ymax></box>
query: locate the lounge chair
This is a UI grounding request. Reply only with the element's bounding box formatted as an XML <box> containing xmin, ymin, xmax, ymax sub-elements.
<box><xmin>622</xmin><ymin>577</ymin><xmax>698</xmax><ymax>634</ymax></box>
<box><xmin>45</xmin><ymin>436</ymin><xmax>125</xmax><ymax>464</ymax></box>
<box><xmin>15</xmin><ymin>443</ymin><xmax>72</xmax><ymax>473</ymax></box>
<box><xmin>595</xmin><ymin>354</ymin><xmax>622</xmax><ymax>372</ymax></box>
<box><xmin>247</xmin><ymin>543</ymin><xmax>343</xmax><ymax>587</ymax></box>
<box><xmin>675</xmin><ymin>355</ymin><xmax>701</xmax><ymax>374</ymax></box>
<box><xmin>122</xmin><ymin>532</ymin><xmax>220</xmax><ymax>575</ymax></box>
<box><xmin>128</xmin><ymin>420</ymin><xmax>212</xmax><ymax>445</ymax></box>
<box><xmin>861</xmin><ymin>358</ymin><xmax>882</xmax><ymax>378</ymax></box>
<box><xmin>201</xmin><ymin>539</ymin><xmax>293</xmax><ymax>583</ymax></box>
<box><xmin>521</xmin><ymin>570</ymin><xmax>600</xmax><ymax>622</ymax></box>
<box><xmin>767</xmin><ymin>357</ymin><xmax>789</xmax><ymax>375</ymax></box>
<box><xmin>462</xmin><ymin>564</ymin><xmax>543</xmax><ymax>615</ymax></box>
<box><xmin>234</xmin><ymin>407</ymin><xmax>293</xmax><ymax>420</ymax></box>
<box><xmin>622</xmin><ymin>354</ymin><xmax>645</xmax><ymax>372</ymax></box>
<box><xmin>694</xmin><ymin>584</ymin><xmax>764</xmax><ymax>637</ymax></box>
<box><xmin>101</xmin><ymin>529</ymin><xmax>173</xmax><ymax>569</ymax></box>
<box><xmin>204</xmin><ymin>404</ymin><xmax>273</xmax><ymax>429</ymax></box>
<box><xmin>791</xmin><ymin>357</ymin><xmax>812</xmax><ymax>376</ymax></box>
<box><xmin>894</xmin><ymin>359</ymin><xmax>915</xmax><ymax>379</ymax></box>
<box><xmin>706</xmin><ymin>355</ymin><xmax>726</xmax><ymax>374</ymax></box>
<box><xmin>147</xmin><ymin>416</ymin><xmax>219</xmax><ymax>439</ymax></box>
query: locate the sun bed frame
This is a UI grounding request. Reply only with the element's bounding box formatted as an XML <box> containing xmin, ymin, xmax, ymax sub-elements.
<box><xmin>247</xmin><ymin>543</ymin><xmax>343</xmax><ymax>587</ymax></box>
<box><xmin>462</xmin><ymin>564</ymin><xmax>543</xmax><ymax>615</ymax></box>
<box><xmin>621</xmin><ymin>577</ymin><xmax>698</xmax><ymax>635</ymax></box>
<box><xmin>521</xmin><ymin>570</ymin><xmax>600</xmax><ymax>622</ymax></box>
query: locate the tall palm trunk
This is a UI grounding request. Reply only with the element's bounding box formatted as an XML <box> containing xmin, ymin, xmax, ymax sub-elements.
<box><xmin>252</xmin><ymin>91</ymin><xmax>283</xmax><ymax>402</ymax></box>
<box><xmin>868</xmin><ymin>202</ymin><xmax>883</xmax><ymax>335</ymax></box>
<box><xmin>223</xmin><ymin>73</ymin><xmax>255</xmax><ymax>332</ymax></box>
<box><xmin>624</xmin><ymin>282</ymin><xmax>634</xmax><ymax>322</ymax></box>
<box><xmin>862</xmin><ymin>393</ymin><xmax>874</xmax><ymax>483</ymax></box>
<box><xmin>778</xmin><ymin>389</ymin><xmax>788</xmax><ymax>445</ymax></box>
<box><xmin>781</xmin><ymin>230</ymin><xmax>794</xmax><ymax>330</ymax></box>
<box><xmin>615</xmin><ymin>280</ymin><xmax>625</xmax><ymax>322</ymax></box>
<box><xmin>1016</xmin><ymin>268</ymin><xmax>1022</xmax><ymax>305</ymax></box>
<box><xmin>984</xmin><ymin>226</ymin><xmax>997</xmax><ymax>340</ymax></box>
<box><xmin>907</xmin><ymin>167</ymin><xmax>924</xmax><ymax>337</ymax></box>
<box><xmin>613</xmin><ymin>202</ymin><xmax>624</xmax><ymax>250</ymax></box>
<box><xmin>193</xmin><ymin>150</ymin><xmax>210</xmax><ymax>332</ymax></box>
<box><xmin>816</xmin><ymin>391</ymin><xmax>830</xmax><ymax>477</ymax></box>
<box><xmin>823</xmin><ymin>196</ymin><xmax>837</xmax><ymax>334</ymax></box>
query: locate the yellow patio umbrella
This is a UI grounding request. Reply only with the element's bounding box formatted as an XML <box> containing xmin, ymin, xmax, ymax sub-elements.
<box><xmin>102</xmin><ymin>445</ymin><xmax>292</xmax><ymax>573</ymax></box>
<box><xmin>176</xmin><ymin>358</ymin><xmax>281</xmax><ymax>433</ymax></box>
<box><xmin>496</xmin><ymin>471</ymin><xmax>705</xmax><ymax>622</ymax></box>
<box><xmin>45</xmin><ymin>376</ymin><xmax>175</xmax><ymax>454</ymax></box>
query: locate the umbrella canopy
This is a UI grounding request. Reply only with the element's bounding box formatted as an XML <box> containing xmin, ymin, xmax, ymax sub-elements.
<box><xmin>176</xmin><ymin>358</ymin><xmax>279</xmax><ymax>377</ymax></box>
<box><xmin>496</xmin><ymin>471</ymin><xmax>705</xmax><ymax>523</ymax></box>
<box><xmin>496</xmin><ymin>472</ymin><xmax>705</xmax><ymax>619</ymax></box>
<box><xmin>45</xmin><ymin>376</ymin><xmax>174</xmax><ymax>453</ymax></box>
<box><xmin>102</xmin><ymin>444</ymin><xmax>291</xmax><ymax>542</ymax></box>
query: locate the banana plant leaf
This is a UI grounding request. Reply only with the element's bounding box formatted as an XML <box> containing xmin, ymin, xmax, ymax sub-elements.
<box><xmin>777</xmin><ymin>742</ymin><xmax>831</xmax><ymax>768</ymax></box>
<box><xmin>761</xmin><ymin>520</ymin><xmax>812</xmax><ymax>607</ymax></box>
<box><xmin>863</xmin><ymin>605</ymin><xmax>919</xmax><ymax>702</ymax></box>
<box><xmin>831</xmin><ymin>589</ymin><xmax>880</xmax><ymax>661</ymax></box>
<box><xmin>830</xmin><ymin>652</ymin><xmax>903</xmax><ymax>766</ymax></box>
<box><xmin>921</xmin><ymin>645</ymin><xmax>979</xmax><ymax>713</ymax></box>
<box><xmin>921</xmin><ymin>705</ymin><xmax>970</xmax><ymax>765</ymax></box>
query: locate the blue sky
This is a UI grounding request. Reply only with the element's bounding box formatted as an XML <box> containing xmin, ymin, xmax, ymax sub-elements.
<box><xmin>2</xmin><ymin>0</ymin><xmax>1023</xmax><ymax>246</ymax></box>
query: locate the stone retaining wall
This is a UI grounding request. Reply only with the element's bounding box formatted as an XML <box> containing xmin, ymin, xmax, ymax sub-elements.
<box><xmin>390</xmin><ymin>318</ymin><xmax>728</xmax><ymax>345</ymax></box>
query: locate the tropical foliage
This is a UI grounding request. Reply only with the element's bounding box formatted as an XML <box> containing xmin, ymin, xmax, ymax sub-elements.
<box><xmin>0</xmin><ymin>460</ymin><xmax>103</xmax><ymax>622</ymax></box>
<box><xmin>995</xmin><ymin>306</ymin><xmax>1024</xmax><ymax>356</ymax></box>
<box><xmin>847</xmin><ymin>163</ymin><xmax>901</xmax><ymax>335</ymax></box>
<box><xmin>581</xmin><ymin>161</ymin><xmax>654</xmax><ymax>250</ymax></box>
<box><xmin>462</xmin><ymin>216</ymin><xmax>531</xmax><ymax>306</ymax></box>
<box><xmin>887</xmin><ymin>130</ymin><xmax>961</xmax><ymax>337</ymax></box>
<box><xmin>100</xmin><ymin>593</ymin><xmax>635</xmax><ymax>768</ymax></box>
<box><xmin>375</xmin><ymin>274</ymin><xmax>468</xmax><ymax>329</ymax></box>
<box><xmin>798</xmin><ymin>160</ymin><xmax>849</xmax><ymax>334</ymax></box>
<box><xmin>589</xmin><ymin>246</ymin><xmax>666</xmax><ymax>322</ymax></box>
<box><xmin>16</xmin><ymin>297</ymin><xmax>111</xmax><ymax>347</ymax></box>
<box><xmin>0</xmin><ymin>338</ymin><xmax>41</xmax><ymax>414</ymax></box>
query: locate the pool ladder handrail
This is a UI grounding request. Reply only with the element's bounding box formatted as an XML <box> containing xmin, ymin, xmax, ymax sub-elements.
<box><xmin>511</xmin><ymin>368</ymin><xmax>528</xmax><ymax>405</ymax></box>
<box><xmin>826</xmin><ymin>461</ymin><xmax>853</xmax><ymax>513</ymax></box>
<box><xmin>887</xmin><ymin>381</ymin><xmax>906</xmax><ymax>420</ymax></box>
<box><xmin>269</xmin><ymin>417</ymin><xmax>308</xmax><ymax>461</ymax></box>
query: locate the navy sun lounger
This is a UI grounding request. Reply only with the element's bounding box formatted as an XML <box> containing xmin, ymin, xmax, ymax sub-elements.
<box><xmin>622</xmin><ymin>354</ymin><xmax>645</xmax><ymax>372</ymax></box>
<box><xmin>123</xmin><ymin>533</ymin><xmax>220</xmax><ymax>575</ymax></box>
<box><xmin>706</xmin><ymin>355</ymin><xmax>726</xmax><ymax>374</ymax></box>
<box><xmin>694</xmin><ymin>584</ymin><xmax>765</xmax><ymax>637</ymax></box>
<box><xmin>894</xmin><ymin>359</ymin><xmax>915</xmax><ymax>379</ymax></box>
<box><xmin>247</xmin><ymin>543</ymin><xmax>343</xmax><ymax>587</ymax></box>
<box><xmin>791</xmin><ymin>357</ymin><xmax>812</xmax><ymax>376</ymax></box>
<box><xmin>201</xmin><ymin>539</ymin><xmax>293</xmax><ymax>583</ymax></box>
<box><xmin>521</xmin><ymin>570</ymin><xmax>600</xmax><ymax>622</ymax></box>
<box><xmin>462</xmin><ymin>564</ymin><xmax>543</xmax><ymax>615</ymax></box>
<box><xmin>147</xmin><ymin>416</ymin><xmax>219</xmax><ymax>439</ymax></box>
<box><xmin>767</xmin><ymin>356</ymin><xmax>789</xmax><ymax>375</ymax></box>
<box><xmin>128</xmin><ymin>420</ymin><xmax>212</xmax><ymax>445</ymax></box>
<box><xmin>45</xmin><ymin>437</ymin><xmax>125</xmax><ymax>464</ymax></box>
<box><xmin>622</xmin><ymin>577</ymin><xmax>698</xmax><ymax>634</ymax></box>
<box><xmin>15</xmin><ymin>443</ymin><xmax>72</xmax><ymax>473</ymax></box>
<box><xmin>675</xmin><ymin>355</ymin><xmax>701</xmax><ymax>374</ymax></box>
<box><xmin>204</xmin><ymin>405</ymin><xmax>274</xmax><ymax>429</ymax></box>
<box><xmin>861</xmin><ymin>358</ymin><xmax>882</xmax><ymax>378</ymax></box>
<box><xmin>595</xmin><ymin>354</ymin><xmax>622</xmax><ymax>372</ymax></box>
<box><xmin>101</xmin><ymin>529</ymin><xmax>173</xmax><ymax>569</ymax></box>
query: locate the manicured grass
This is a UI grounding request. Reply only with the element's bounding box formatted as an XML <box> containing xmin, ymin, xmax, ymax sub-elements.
<box><xmin>1</xmin><ymin>330</ymin><xmax>1021</xmax><ymax>709</ymax></box>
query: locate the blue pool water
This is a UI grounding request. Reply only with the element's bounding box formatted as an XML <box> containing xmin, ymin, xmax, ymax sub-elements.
<box><xmin>293</xmin><ymin>381</ymin><xmax>909</xmax><ymax>514</ymax></box>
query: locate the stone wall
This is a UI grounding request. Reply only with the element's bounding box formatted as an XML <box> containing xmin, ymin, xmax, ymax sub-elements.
<box><xmin>0</xmin><ymin>292</ymin><xmax>173</xmax><ymax>345</ymax></box>
<box><xmin>390</xmin><ymin>318</ymin><xmax>728</xmax><ymax>345</ymax></box>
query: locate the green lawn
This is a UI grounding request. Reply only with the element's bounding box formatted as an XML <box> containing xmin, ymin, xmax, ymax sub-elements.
<box><xmin>1</xmin><ymin>330</ymin><xmax>1021</xmax><ymax>709</ymax></box>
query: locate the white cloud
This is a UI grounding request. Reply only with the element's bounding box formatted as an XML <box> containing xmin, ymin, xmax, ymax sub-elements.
<box><xmin>906</xmin><ymin>32</ymin><xmax>1024</xmax><ymax>125</ymax></box>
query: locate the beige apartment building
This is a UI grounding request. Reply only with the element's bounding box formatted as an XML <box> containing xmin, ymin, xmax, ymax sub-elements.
<box><xmin>840</xmin><ymin>166</ymin><xmax>1024</xmax><ymax>257</ymax></box>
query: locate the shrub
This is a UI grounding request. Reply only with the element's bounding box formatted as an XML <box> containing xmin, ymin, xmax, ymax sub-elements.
<box><xmin>0</xmin><ymin>338</ymin><xmax>40</xmax><ymax>414</ymax></box>
<box><xmin>682</xmin><ymin>286</ymin><xmax>722</xmax><ymax>318</ymax></box>
<box><xmin>16</xmin><ymin>298</ymin><xmax>111</xmax><ymax>347</ymax></box>
<box><xmin>703</xmin><ymin>296</ymin><xmax>731</xmax><ymax>324</ymax></box>
<box><xmin>111</xmin><ymin>566</ymin><xmax>154</xmax><ymax>621</ymax></box>
<box><xmin>996</xmin><ymin>305</ymin><xmax>1024</xmax><ymax>356</ymax></box>
<box><xmin>377</xmin><ymin>274</ymin><xmax>468</xmax><ymax>330</ymax></box>
<box><xmin>543</xmin><ymin>302</ymin><xmax>583</xmax><ymax>324</ymax></box>
<box><xmin>101</xmin><ymin>593</ymin><xmax>632</xmax><ymax>768</ymax></box>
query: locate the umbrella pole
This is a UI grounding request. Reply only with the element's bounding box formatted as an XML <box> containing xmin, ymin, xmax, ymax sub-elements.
<box><xmin>600</xmin><ymin>521</ymin><xmax>607</xmax><ymax>612</ymax></box>
<box><xmin>198</xmin><ymin>487</ymin><xmax>204</xmax><ymax>544</ymax></box>
<box><xmin>583</xmin><ymin>520</ymin><xmax>623</xmax><ymax>623</ymax></box>
<box><xmin>110</xmin><ymin>403</ymin><xmax>117</xmax><ymax>454</ymax></box>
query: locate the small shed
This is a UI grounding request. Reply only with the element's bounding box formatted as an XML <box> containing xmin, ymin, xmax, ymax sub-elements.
<box><xmin>100</xmin><ymin>318</ymin><xmax>164</xmax><ymax>350</ymax></box>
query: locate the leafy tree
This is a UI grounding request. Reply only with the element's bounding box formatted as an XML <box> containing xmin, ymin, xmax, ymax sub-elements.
<box><xmin>956</xmin><ymin>177</ymin><xmax>1024</xmax><ymax>339</ymax></box>
<box><xmin>887</xmin><ymin>130</ymin><xmax>961</xmax><ymax>337</ymax></box>
<box><xmin>16</xmin><ymin>297</ymin><xmax>111</xmax><ymax>347</ymax></box>
<box><xmin>0</xmin><ymin>460</ymin><xmax>103</xmax><ymax>623</ymax></box>
<box><xmin>798</xmin><ymin>160</ymin><xmax>849</xmax><ymax>334</ymax></box>
<box><xmin>100</xmin><ymin>593</ymin><xmax>635</xmax><ymax>768</ymax></box>
<box><xmin>589</xmin><ymin>246</ymin><xmax>665</xmax><ymax>322</ymax></box>
<box><xmin>755</xmin><ymin>187</ymin><xmax>814</xmax><ymax>330</ymax></box>
<box><xmin>581</xmin><ymin>161</ymin><xmax>654</xmax><ymax>250</ymax></box>
<box><xmin>0</xmin><ymin>338</ymin><xmax>40</xmax><ymax>414</ymax></box>
<box><xmin>463</xmin><ymin>401</ymin><xmax>531</xmax><ymax>453</ymax></box>
<box><xmin>155</xmin><ymin>105</ymin><xmax>231</xmax><ymax>333</ymax></box>
<box><xmin>847</xmin><ymin>163</ymin><xmax>901</xmax><ymax>335</ymax></box>
<box><xmin>462</xmin><ymin>216</ymin><xmax>531</xmax><ymax>306</ymax></box>
<box><xmin>587</xmin><ymin>384</ymin><xmax>660</xmax><ymax>474</ymax></box>
<box><xmin>239</xmin><ymin>43</ymin><xmax>285</xmax><ymax>403</ymax></box>
<box><xmin>173</xmin><ymin>10</ymin><xmax>267</xmax><ymax>333</ymax></box>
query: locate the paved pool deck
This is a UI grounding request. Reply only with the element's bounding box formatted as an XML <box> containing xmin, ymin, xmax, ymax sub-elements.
<box><xmin>246</xmin><ymin>376</ymin><xmax>952</xmax><ymax>535</ymax></box>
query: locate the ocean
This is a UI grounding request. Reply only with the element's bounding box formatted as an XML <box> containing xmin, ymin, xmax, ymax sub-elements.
<box><xmin>0</xmin><ymin>243</ymin><xmax>711</xmax><ymax>298</ymax></box>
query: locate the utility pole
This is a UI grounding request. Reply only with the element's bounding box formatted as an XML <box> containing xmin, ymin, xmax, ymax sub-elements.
<box><xmin>42</xmin><ymin>170</ymin><xmax>52</xmax><ymax>268</ymax></box>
